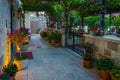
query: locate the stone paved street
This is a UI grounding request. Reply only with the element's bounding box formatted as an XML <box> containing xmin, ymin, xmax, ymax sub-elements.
<box><xmin>15</xmin><ymin>34</ymin><xmax>98</xmax><ymax>80</ymax></box>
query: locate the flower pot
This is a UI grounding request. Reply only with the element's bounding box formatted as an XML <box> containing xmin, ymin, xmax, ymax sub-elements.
<box><xmin>21</xmin><ymin>44</ymin><xmax>28</xmax><ymax>51</ymax></box>
<box><xmin>99</xmin><ymin>70</ymin><xmax>111</xmax><ymax>80</ymax></box>
<box><xmin>83</xmin><ymin>60</ymin><xmax>92</xmax><ymax>68</ymax></box>
<box><xmin>111</xmin><ymin>74</ymin><xmax>118</xmax><ymax>80</ymax></box>
<box><xmin>54</xmin><ymin>42</ymin><xmax>60</xmax><ymax>47</ymax></box>
<box><xmin>51</xmin><ymin>40</ymin><xmax>55</xmax><ymax>45</ymax></box>
<box><xmin>14</xmin><ymin>59</ymin><xmax>28</xmax><ymax>71</ymax></box>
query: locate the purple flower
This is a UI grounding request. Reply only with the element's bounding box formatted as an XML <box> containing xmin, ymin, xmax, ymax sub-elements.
<box><xmin>9</xmin><ymin>77</ymin><xmax>14</xmax><ymax>80</ymax></box>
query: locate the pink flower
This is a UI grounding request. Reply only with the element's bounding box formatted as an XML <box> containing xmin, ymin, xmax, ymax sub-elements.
<box><xmin>0</xmin><ymin>72</ymin><xmax>5</xmax><ymax>77</ymax></box>
<box><xmin>9</xmin><ymin>77</ymin><xmax>14</xmax><ymax>80</ymax></box>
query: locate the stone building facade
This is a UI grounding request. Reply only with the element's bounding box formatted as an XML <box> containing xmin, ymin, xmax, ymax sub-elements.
<box><xmin>84</xmin><ymin>35</ymin><xmax>120</xmax><ymax>66</ymax></box>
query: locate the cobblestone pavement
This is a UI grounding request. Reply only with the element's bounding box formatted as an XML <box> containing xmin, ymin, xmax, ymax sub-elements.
<box><xmin>15</xmin><ymin>34</ymin><xmax>98</xmax><ymax>80</ymax></box>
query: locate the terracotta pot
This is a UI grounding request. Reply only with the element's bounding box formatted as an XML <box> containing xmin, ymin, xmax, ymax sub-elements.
<box><xmin>83</xmin><ymin>60</ymin><xmax>92</xmax><ymax>68</ymax></box>
<box><xmin>54</xmin><ymin>42</ymin><xmax>60</xmax><ymax>47</ymax></box>
<box><xmin>111</xmin><ymin>74</ymin><xmax>117</xmax><ymax>80</ymax></box>
<box><xmin>99</xmin><ymin>70</ymin><xmax>111</xmax><ymax>80</ymax></box>
<box><xmin>51</xmin><ymin>40</ymin><xmax>55</xmax><ymax>45</ymax></box>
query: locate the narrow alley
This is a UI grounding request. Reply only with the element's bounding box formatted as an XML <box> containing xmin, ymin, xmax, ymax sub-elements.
<box><xmin>15</xmin><ymin>34</ymin><xmax>98</xmax><ymax>80</ymax></box>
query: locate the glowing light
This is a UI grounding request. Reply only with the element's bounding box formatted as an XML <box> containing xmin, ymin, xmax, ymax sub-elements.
<box><xmin>3</xmin><ymin>37</ymin><xmax>11</xmax><ymax>66</ymax></box>
<box><xmin>13</xmin><ymin>59</ymin><xmax>22</xmax><ymax>71</ymax></box>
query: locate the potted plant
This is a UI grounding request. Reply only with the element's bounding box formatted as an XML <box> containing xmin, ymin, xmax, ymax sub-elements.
<box><xmin>40</xmin><ymin>31</ymin><xmax>47</xmax><ymax>39</ymax></box>
<box><xmin>94</xmin><ymin>58</ymin><xmax>114</xmax><ymax>80</ymax></box>
<box><xmin>110</xmin><ymin>66</ymin><xmax>120</xmax><ymax>80</ymax></box>
<box><xmin>21</xmin><ymin>41</ymin><xmax>29</xmax><ymax>51</ymax></box>
<box><xmin>7</xmin><ymin>27</ymin><xmax>30</xmax><ymax>51</ymax></box>
<box><xmin>52</xmin><ymin>30</ymin><xmax>62</xmax><ymax>47</ymax></box>
<box><xmin>0</xmin><ymin>72</ymin><xmax>15</xmax><ymax>80</ymax></box>
<box><xmin>82</xmin><ymin>42</ymin><xmax>93</xmax><ymax>68</ymax></box>
<box><xmin>47</xmin><ymin>30</ymin><xmax>54</xmax><ymax>43</ymax></box>
<box><xmin>14</xmin><ymin>54</ymin><xmax>28</xmax><ymax>71</ymax></box>
<box><xmin>2</xmin><ymin>63</ymin><xmax>18</xmax><ymax>78</ymax></box>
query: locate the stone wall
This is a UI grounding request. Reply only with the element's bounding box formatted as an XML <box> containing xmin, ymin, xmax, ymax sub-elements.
<box><xmin>0</xmin><ymin>0</ymin><xmax>11</xmax><ymax>66</ymax></box>
<box><xmin>84</xmin><ymin>35</ymin><xmax>120</xmax><ymax>66</ymax></box>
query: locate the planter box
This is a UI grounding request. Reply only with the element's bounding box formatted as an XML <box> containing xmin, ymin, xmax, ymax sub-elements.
<box><xmin>54</xmin><ymin>42</ymin><xmax>61</xmax><ymax>47</ymax></box>
<box><xmin>99</xmin><ymin>70</ymin><xmax>111</xmax><ymax>80</ymax></box>
<box><xmin>83</xmin><ymin>60</ymin><xmax>92</xmax><ymax>68</ymax></box>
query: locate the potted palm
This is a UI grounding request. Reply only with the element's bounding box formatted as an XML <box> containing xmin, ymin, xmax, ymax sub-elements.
<box><xmin>94</xmin><ymin>58</ymin><xmax>114</xmax><ymax>80</ymax></box>
<box><xmin>110</xmin><ymin>66</ymin><xmax>120</xmax><ymax>80</ymax></box>
<box><xmin>82</xmin><ymin>42</ymin><xmax>93</xmax><ymax>68</ymax></box>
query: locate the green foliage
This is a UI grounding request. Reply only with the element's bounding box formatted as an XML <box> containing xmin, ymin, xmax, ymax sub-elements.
<box><xmin>22</xmin><ymin>41</ymin><xmax>29</xmax><ymax>45</ymax></box>
<box><xmin>0</xmin><ymin>73</ymin><xmax>9</xmax><ymax>80</ymax></box>
<box><xmin>40</xmin><ymin>31</ymin><xmax>47</xmax><ymax>38</ymax></box>
<box><xmin>2</xmin><ymin>63</ymin><xmax>18</xmax><ymax>77</ymax></box>
<box><xmin>52</xmin><ymin>30</ymin><xmax>62</xmax><ymax>42</ymax></box>
<box><xmin>113</xmin><ymin>16</ymin><xmax>120</xmax><ymax>28</ymax></box>
<box><xmin>68</xmin><ymin>10</ymin><xmax>80</xmax><ymax>26</ymax></box>
<box><xmin>105</xmin><ymin>0</ymin><xmax>120</xmax><ymax>11</ymax></box>
<box><xmin>21</xmin><ymin>0</ymin><xmax>120</xmax><ymax>17</ymax></box>
<box><xmin>14</xmin><ymin>54</ymin><xmax>28</xmax><ymax>61</ymax></box>
<box><xmin>94</xmin><ymin>58</ymin><xmax>114</xmax><ymax>70</ymax></box>
<box><xmin>82</xmin><ymin>42</ymin><xmax>93</xmax><ymax>60</ymax></box>
<box><xmin>47</xmin><ymin>30</ymin><xmax>62</xmax><ymax>42</ymax></box>
<box><xmin>84</xmin><ymin>16</ymin><xmax>100</xmax><ymax>27</ymax></box>
<box><xmin>110</xmin><ymin>66</ymin><xmax>120</xmax><ymax>79</ymax></box>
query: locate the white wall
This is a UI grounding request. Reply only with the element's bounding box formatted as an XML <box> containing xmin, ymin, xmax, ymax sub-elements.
<box><xmin>0</xmin><ymin>0</ymin><xmax>11</xmax><ymax>66</ymax></box>
<box><xmin>30</xmin><ymin>12</ymin><xmax>47</xmax><ymax>33</ymax></box>
<box><xmin>25</xmin><ymin>12</ymin><xmax>31</xmax><ymax>32</ymax></box>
